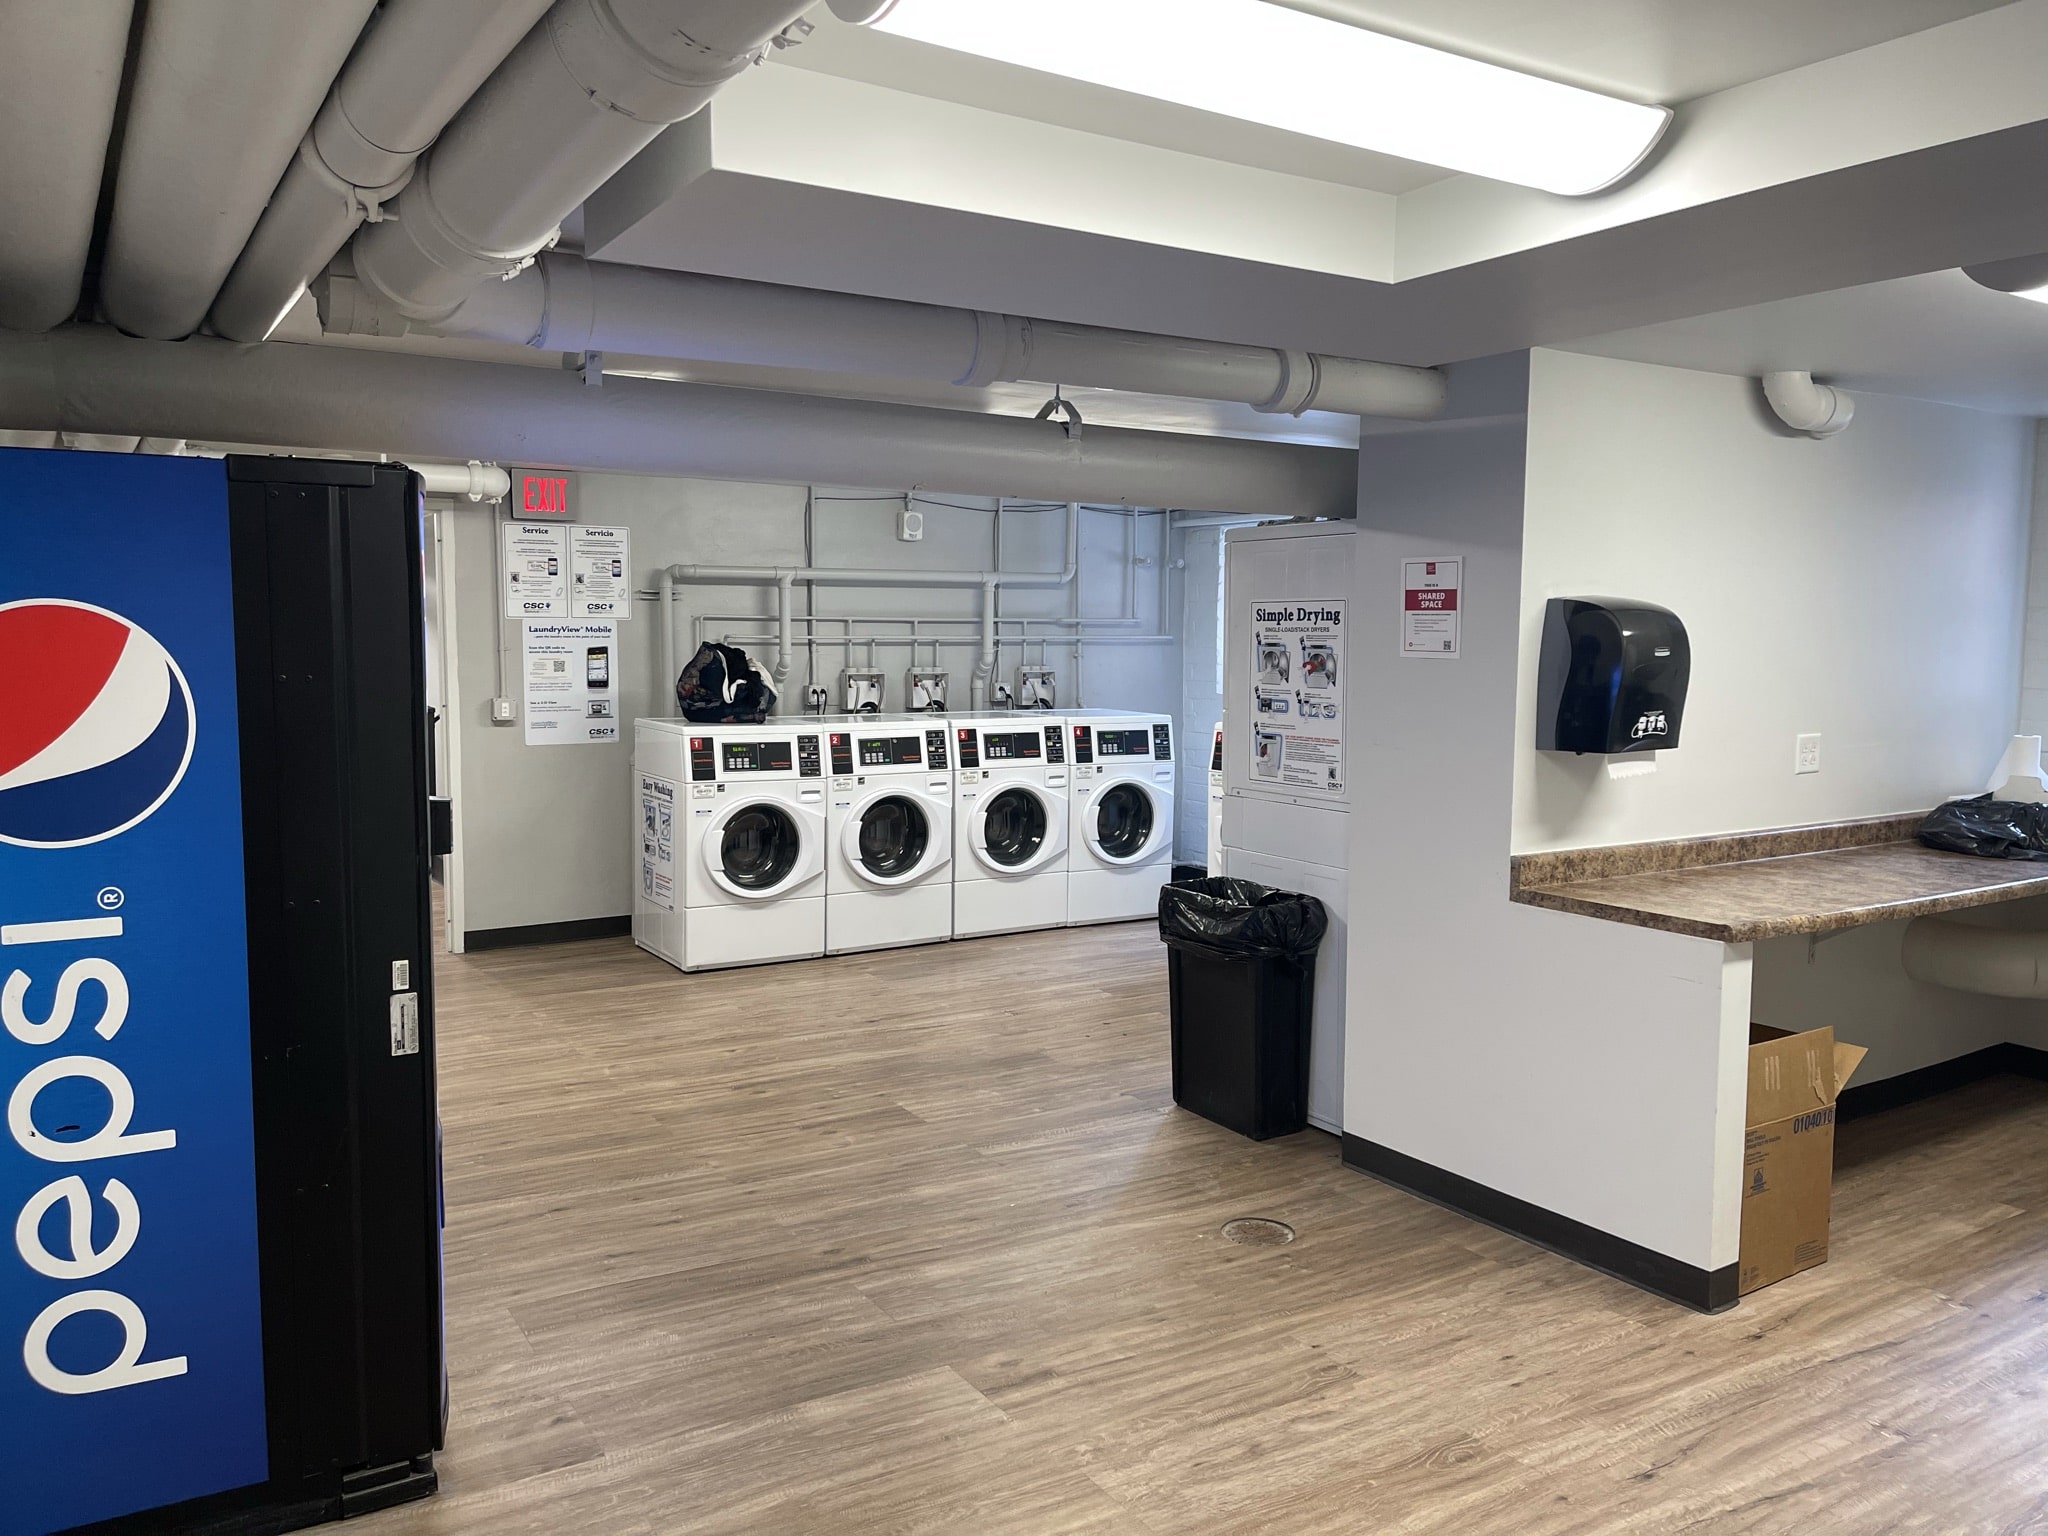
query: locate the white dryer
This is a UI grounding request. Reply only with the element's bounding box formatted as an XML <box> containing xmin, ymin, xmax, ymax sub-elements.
<box><xmin>633</xmin><ymin>719</ymin><xmax>828</xmax><ymax>971</ymax></box>
<box><xmin>1066</xmin><ymin>714</ymin><xmax>1175</xmax><ymax>925</ymax></box>
<box><xmin>951</xmin><ymin>716</ymin><xmax>1069</xmax><ymax>937</ymax></box>
<box><xmin>824</xmin><ymin>720</ymin><xmax>955</xmax><ymax>954</ymax></box>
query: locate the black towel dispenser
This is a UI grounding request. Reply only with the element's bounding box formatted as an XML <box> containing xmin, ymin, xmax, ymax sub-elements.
<box><xmin>1535</xmin><ymin>597</ymin><xmax>1691</xmax><ymax>755</ymax></box>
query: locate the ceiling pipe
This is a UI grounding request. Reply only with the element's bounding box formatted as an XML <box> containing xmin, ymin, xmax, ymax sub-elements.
<box><xmin>389</xmin><ymin>252</ymin><xmax>1447</xmax><ymax>420</ymax></box>
<box><xmin>345</xmin><ymin>0</ymin><xmax>816</xmax><ymax>329</ymax></box>
<box><xmin>209</xmin><ymin>0</ymin><xmax>556</xmax><ymax>343</ymax></box>
<box><xmin>0</xmin><ymin>1</ymin><xmax>134</xmax><ymax>331</ymax></box>
<box><xmin>0</xmin><ymin>327</ymin><xmax>1358</xmax><ymax>519</ymax></box>
<box><xmin>1903</xmin><ymin>917</ymin><xmax>2048</xmax><ymax>999</ymax></box>
<box><xmin>413</xmin><ymin>460</ymin><xmax>510</xmax><ymax>502</ymax></box>
<box><xmin>1962</xmin><ymin>254</ymin><xmax>2048</xmax><ymax>298</ymax></box>
<box><xmin>100</xmin><ymin>0</ymin><xmax>379</xmax><ymax>340</ymax></box>
<box><xmin>1761</xmin><ymin>371</ymin><xmax>1854</xmax><ymax>438</ymax></box>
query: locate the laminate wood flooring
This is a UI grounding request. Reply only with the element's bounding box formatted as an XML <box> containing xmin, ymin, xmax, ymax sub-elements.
<box><xmin>357</xmin><ymin>921</ymin><xmax>2048</xmax><ymax>1535</ymax></box>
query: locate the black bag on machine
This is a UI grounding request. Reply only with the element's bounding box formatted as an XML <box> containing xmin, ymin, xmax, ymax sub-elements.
<box><xmin>1917</xmin><ymin>794</ymin><xmax>2048</xmax><ymax>861</ymax></box>
<box><xmin>675</xmin><ymin>641</ymin><xmax>778</xmax><ymax>724</ymax></box>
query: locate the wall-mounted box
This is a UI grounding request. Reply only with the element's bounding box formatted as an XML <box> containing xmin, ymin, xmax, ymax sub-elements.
<box><xmin>1535</xmin><ymin>597</ymin><xmax>1691</xmax><ymax>755</ymax></box>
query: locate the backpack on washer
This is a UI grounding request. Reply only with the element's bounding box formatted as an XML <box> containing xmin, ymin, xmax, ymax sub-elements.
<box><xmin>675</xmin><ymin>641</ymin><xmax>778</xmax><ymax>724</ymax></box>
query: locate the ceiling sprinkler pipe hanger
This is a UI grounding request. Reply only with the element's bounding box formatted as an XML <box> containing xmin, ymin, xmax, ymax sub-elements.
<box><xmin>1035</xmin><ymin>385</ymin><xmax>1084</xmax><ymax>441</ymax></box>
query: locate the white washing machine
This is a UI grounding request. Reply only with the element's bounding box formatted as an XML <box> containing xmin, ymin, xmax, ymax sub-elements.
<box><xmin>951</xmin><ymin>715</ymin><xmax>1070</xmax><ymax>937</ymax></box>
<box><xmin>1066</xmin><ymin>714</ymin><xmax>1175</xmax><ymax>925</ymax></box>
<box><xmin>824</xmin><ymin>719</ymin><xmax>955</xmax><ymax>954</ymax></box>
<box><xmin>633</xmin><ymin>719</ymin><xmax>828</xmax><ymax>971</ymax></box>
<box><xmin>1207</xmin><ymin>721</ymin><xmax>1225</xmax><ymax>876</ymax></box>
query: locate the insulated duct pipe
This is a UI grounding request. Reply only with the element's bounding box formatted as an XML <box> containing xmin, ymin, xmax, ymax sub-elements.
<box><xmin>346</xmin><ymin>0</ymin><xmax>816</xmax><ymax>328</ymax></box>
<box><xmin>0</xmin><ymin>1</ymin><xmax>134</xmax><ymax>331</ymax></box>
<box><xmin>0</xmin><ymin>328</ymin><xmax>1355</xmax><ymax>518</ymax></box>
<box><xmin>656</xmin><ymin>504</ymin><xmax>1081</xmax><ymax>704</ymax></box>
<box><xmin>418</xmin><ymin>252</ymin><xmax>1449</xmax><ymax>420</ymax></box>
<box><xmin>1761</xmin><ymin>371</ymin><xmax>1855</xmax><ymax>438</ymax></box>
<box><xmin>413</xmin><ymin>460</ymin><xmax>510</xmax><ymax>503</ymax></box>
<box><xmin>1902</xmin><ymin>917</ymin><xmax>2048</xmax><ymax>999</ymax></box>
<box><xmin>100</xmin><ymin>0</ymin><xmax>380</xmax><ymax>339</ymax></box>
<box><xmin>209</xmin><ymin>0</ymin><xmax>556</xmax><ymax>342</ymax></box>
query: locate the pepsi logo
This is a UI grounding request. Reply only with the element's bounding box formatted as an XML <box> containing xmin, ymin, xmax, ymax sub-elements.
<box><xmin>0</xmin><ymin>600</ymin><xmax>196</xmax><ymax>848</ymax></box>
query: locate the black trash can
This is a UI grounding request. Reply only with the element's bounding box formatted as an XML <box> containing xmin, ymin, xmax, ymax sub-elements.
<box><xmin>1158</xmin><ymin>877</ymin><xmax>1328</xmax><ymax>1141</ymax></box>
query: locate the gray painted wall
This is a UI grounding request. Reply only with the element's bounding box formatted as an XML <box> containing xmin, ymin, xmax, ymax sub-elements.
<box><xmin>446</xmin><ymin>473</ymin><xmax>1184</xmax><ymax>938</ymax></box>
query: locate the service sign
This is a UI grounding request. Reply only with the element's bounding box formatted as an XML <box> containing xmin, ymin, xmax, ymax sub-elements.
<box><xmin>0</xmin><ymin>452</ymin><xmax>268</xmax><ymax>1533</ymax></box>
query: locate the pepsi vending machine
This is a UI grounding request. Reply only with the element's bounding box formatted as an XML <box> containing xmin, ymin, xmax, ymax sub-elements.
<box><xmin>1</xmin><ymin>453</ymin><xmax>443</xmax><ymax>1535</ymax></box>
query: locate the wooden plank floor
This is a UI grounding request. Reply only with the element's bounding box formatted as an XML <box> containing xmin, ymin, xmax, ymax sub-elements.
<box><xmin>358</xmin><ymin>920</ymin><xmax>2048</xmax><ymax>1535</ymax></box>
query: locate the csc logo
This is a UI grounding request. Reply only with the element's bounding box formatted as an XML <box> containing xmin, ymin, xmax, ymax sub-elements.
<box><xmin>0</xmin><ymin>600</ymin><xmax>196</xmax><ymax>848</ymax></box>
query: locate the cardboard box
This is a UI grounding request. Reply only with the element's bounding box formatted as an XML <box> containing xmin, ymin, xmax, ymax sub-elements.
<box><xmin>1739</xmin><ymin>1025</ymin><xmax>1867</xmax><ymax>1295</ymax></box>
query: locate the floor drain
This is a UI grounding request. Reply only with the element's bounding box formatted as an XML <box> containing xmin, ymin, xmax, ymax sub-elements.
<box><xmin>1221</xmin><ymin>1217</ymin><xmax>1295</xmax><ymax>1247</ymax></box>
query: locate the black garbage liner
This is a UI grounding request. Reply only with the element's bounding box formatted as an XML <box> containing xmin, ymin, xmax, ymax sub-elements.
<box><xmin>1157</xmin><ymin>878</ymin><xmax>1328</xmax><ymax>1141</ymax></box>
<box><xmin>1918</xmin><ymin>795</ymin><xmax>2048</xmax><ymax>861</ymax></box>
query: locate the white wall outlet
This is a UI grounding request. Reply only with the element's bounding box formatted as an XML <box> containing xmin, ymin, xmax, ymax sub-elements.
<box><xmin>1795</xmin><ymin>733</ymin><xmax>1822</xmax><ymax>775</ymax></box>
<box><xmin>490</xmin><ymin>696</ymin><xmax>516</xmax><ymax>725</ymax></box>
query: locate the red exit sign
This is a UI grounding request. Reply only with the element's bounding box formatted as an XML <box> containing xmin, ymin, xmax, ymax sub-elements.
<box><xmin>521</xmin><ymin>474</ymin><xmax>571</xmax><ymax>516</ymax></box>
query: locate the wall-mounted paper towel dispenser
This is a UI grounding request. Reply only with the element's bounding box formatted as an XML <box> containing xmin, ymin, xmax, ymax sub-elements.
<box><xmin>1536</xmin><ymin>597</ymin><xmax>1691</xmax><ymax>755</ymax></box>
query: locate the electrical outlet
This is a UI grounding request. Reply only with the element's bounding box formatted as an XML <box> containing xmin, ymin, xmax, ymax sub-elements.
<box><xmin>1795</xmin><ymin>733</ymin><xmax>1822</xmax><ymax>775</ymax></box>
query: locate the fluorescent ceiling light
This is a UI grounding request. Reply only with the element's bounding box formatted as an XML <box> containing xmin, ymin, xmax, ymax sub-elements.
<box><xmin>829</xmin><ymin>0</ymin><xmax>1671</xmax><ymax>197</ymax></box>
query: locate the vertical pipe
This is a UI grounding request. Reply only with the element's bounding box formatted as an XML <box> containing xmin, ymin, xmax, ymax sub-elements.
<box><xmin>974</xmin><ymin>578</ymin><xmax>998</xmax><ymax>710</ymax></box>
<box><xmin>773</xmin><ymin>572</ymin><xmax>795</xmax><ymax>714</ymax></box>
<box><xmin>660</xmin><ymin>570</ymin><xmax>677</xmax><ymax>713</ymax></box>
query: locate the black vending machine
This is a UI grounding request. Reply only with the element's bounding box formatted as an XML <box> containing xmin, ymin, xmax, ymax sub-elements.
<box><xmin>0</xmin><ymin>452</ymin><xmax>444</xmax><ymax>1535</ymax></box>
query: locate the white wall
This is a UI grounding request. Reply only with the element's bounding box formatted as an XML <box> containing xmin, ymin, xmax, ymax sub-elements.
<box><xmin>1752</xmin><ymin>898</ymin><xmax>2048</xmax><ymax>1088</ymax></box>
<box><xmin>2019</xmin><ymin>420</ymin><xmax>2048</xmax><ymax>740</ymax></box>
<box><xmin>1515</xmin><ymin>349</ymin><xmax>2034</xmax><ymax>854</ymax></box>
<box><xmin>1347</xmin><ymin>356</ymin><xmax>1750</xmax><ymax>1275</ymax></box>
<box><xmin>448</xmin><ymin>473</ymin><xmax>1182</xmax><ymax>938</ymax></box>
<box><xmin>1176</xmin><ymin>524</ymin><xmax>1224</xmax><ymax>861</ymax></box>
<box><xmin>1349</xmin><ymin>351</ymin><xmax>2041</xmax><ymax>1281</ymax></box>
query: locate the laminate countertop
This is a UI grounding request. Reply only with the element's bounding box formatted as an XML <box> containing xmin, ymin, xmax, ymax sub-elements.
<box><xmin>1511</xmin><ymin>830</ymin><xmax>2048</xmax><ymax>943</ymax></box>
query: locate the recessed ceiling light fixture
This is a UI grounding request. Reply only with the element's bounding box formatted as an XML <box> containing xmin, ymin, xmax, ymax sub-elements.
<box><xmin>1964</xmin><ymin>255</ymin><xmax>2048</xmax><ymax>305</ymax></box>
<box><xmin>826</xmin><ymin>0</ymin><xmax>1672</xmax><ymax>196</ymax></box>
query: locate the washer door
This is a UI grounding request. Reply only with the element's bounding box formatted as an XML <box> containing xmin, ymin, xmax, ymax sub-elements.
<box><xmin>1084</xmin><ymin>778</ymin><xmax>1166</xmax><ymax>865</ymax></box>
<box><xmin>972</xmin><ymin>782</ymin><xmax>1063</xmax><ymax>874</ymax></box>
<box><xmin>843</xmin><ymin>792</ymin><xmax>940</xmax><ymax>887</ymax></box>
<box><xmin>707</xmin><ymin>798</ymin><xmax>818</xmax><ymax>900</ymax></box>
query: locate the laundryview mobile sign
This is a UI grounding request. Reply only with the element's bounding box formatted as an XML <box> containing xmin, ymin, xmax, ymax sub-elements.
<box><xmin>0</xmin><ymin>452</ymin><xmax>267</xmax><ymax>1534</ymax></box>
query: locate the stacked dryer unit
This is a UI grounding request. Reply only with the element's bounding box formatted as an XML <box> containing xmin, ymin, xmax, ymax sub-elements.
<box><xmin>823</xmin><ymin>719</ymin><xmax>956</xmax><ymax>953</ymax></box>
<box><xmin>1220</xmin><ymin>522</ymin><xmax>1356</xmax><ymax>1135</ymax></box>
<box><xmin>1066</xmin><ymin>712</ymin><xmax>1176</xmax><ymax>924</ymax></box>
<box><xmin>950</xmin><ymin>714</ymin><xmax>1071</xmax><ymax>937</ymax></box>
<box><xmin>634</xmin><ymin>718</ymin><xmax>830</xmax><ymax>971</ymax></box>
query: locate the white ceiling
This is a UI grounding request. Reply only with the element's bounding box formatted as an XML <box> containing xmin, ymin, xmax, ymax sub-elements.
<box><xmin>1561</xmin><ymin>269</ymin><xmax>2048</xmax><ymax>416</ymax></box>
<box><xmin>1276</xmin><ymin>0</ymin><xmax>2016</xmax><ymax>101</ymax></box>
<box><xmin>781</xmin><ymin>0</ymin><xmax>2018</xmax><ymax>195</ymax></box>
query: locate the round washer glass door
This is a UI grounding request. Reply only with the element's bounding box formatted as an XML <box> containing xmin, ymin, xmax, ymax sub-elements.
<box><xmin>1090</xmin><ymin>782</ymin><xmax>1157</xmax><ymax>862</ymax></box>
<box><xmin>856</xmin><ymin>795</ymin><xmax>931</xmax><ymax>881</ymax></box>
<box><xmin>718</xmin><ymin>802</ymin><xmax>802</xmax><ymax>894</ymax></box>
<box><xmin>980</xmin><ymin>786</ymin><xmax>1048</xmax><ymax>869</ymax></box>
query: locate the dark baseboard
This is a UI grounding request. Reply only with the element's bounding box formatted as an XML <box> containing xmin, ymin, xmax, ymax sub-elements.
<box><xmin>1839</xmin><ymin>1041</ymin><xmax>2048</xmax><ymax>1123</ymax></box>
<box><xmin>1342</xmin><ymin>1134</ymin><xmax>1738</xmax><ymax>1313</ymax></box>
<box><xmin>463</xmin><ymin>915</ymin><xmax>631</xmax><ymax>952</ymax></box>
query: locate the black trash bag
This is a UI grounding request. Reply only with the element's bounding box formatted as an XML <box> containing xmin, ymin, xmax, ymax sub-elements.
<box><xmin>1158</xmin><ymin>876</ymin><xmax>1327</xmax><ymax>961</ymax></box>
<box><xmin>1918</xmin><ymin>794</ymin><xmax>2048</xmax><ymax>861</ymax></box>
<box><xmin>675</xmin><ymin>641</ymin><xmax>778</xmax><ymax>724</ymax></box>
